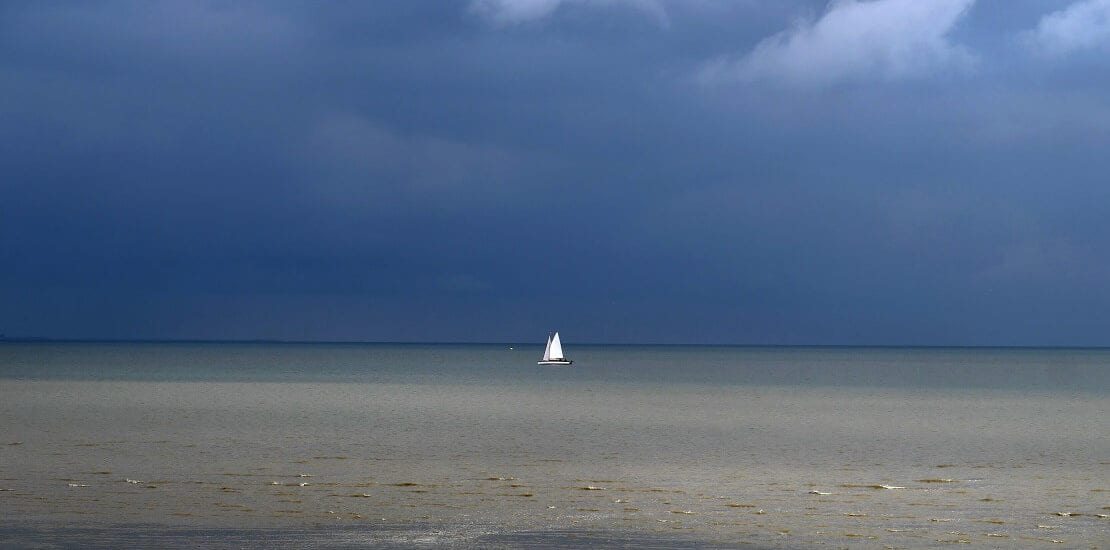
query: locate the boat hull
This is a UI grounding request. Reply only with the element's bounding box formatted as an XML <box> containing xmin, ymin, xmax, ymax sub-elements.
<box><xmin>537</xmin><ymin>360</ymin><xmax>573</xmax><ymax>365</ymax></box>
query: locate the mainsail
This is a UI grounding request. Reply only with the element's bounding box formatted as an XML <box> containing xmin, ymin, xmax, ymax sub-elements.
<box><xmin>548</xmin><ymin>332</ymin><xmax>564</xmax><ymax>360</ymax></box>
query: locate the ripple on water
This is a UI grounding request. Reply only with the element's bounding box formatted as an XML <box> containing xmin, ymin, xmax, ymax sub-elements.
<box><xmin>839</xmin><ymin>484</ymin><xmax>906</xmax><ymax>490</ymax></box>
<box><xmin>974</xmin><ymin>518</ymin><xmax>1006</xmax><ymax>524</ymax></box>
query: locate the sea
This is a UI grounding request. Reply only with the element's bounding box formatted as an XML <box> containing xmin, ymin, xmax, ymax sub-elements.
<box><xmin>0</xmin><ymin>342</ymin><xmax>1107</xmax><ymax>549</ymax></box>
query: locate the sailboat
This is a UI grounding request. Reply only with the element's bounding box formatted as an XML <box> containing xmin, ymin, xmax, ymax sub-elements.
<box><xmin>537</xmin><ymin>331</ymin><xmax>573</xmax><ymax>365</ymax></box>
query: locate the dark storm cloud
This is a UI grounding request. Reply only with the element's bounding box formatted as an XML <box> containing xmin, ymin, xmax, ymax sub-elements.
<box><xmin>2</xmin><ymin>0</ymin><xmax>1108</xmax><ymax>344</ymax></box>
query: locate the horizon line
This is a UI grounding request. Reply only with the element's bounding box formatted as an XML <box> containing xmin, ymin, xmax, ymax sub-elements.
<box><xmin>0</xmin><ymin>337</ymin><xmax>1107</xmax><ymax>351</ymax></box>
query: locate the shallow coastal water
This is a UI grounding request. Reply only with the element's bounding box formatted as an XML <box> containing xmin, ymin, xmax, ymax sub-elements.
<box><xmin>1</xmin><ymin>343</ymin><xmax>1107</xmax><ymax>548</ymax></box>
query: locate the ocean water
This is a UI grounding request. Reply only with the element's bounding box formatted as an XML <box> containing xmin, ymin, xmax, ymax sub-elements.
<box><xmin>0</xmin><ymin>342</ymin><xmax>1107</xmax><ymax>548</ymax></box>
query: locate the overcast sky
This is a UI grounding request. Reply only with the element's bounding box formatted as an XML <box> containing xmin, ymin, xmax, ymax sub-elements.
<box><xmin>2</xmin><ymin>0</ymin><xmax>1109</xmax><ymax>345</ymax></box>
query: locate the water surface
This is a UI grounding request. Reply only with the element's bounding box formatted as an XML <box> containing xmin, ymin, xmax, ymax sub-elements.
<box><xmin>1</xmin><ymin>343</ymin><xmax>1107</xmax><ymax>548</ymax></box>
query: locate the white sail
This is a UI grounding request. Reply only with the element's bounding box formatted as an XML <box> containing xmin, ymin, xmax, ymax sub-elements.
<box><xmin>542</xmin><ymin>333</ymin><xmax>553</xmax><ymax>361</ymax></box>
<box><xmin>549</xmin><ymin>332</ymin><xmax>564</xmax><ymax>360</ymax></box>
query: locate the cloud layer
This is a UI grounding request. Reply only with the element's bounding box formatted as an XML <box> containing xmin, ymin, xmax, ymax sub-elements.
<box><xmin>470</xmin><ymin>0</ymin><xmax>668</xmax><ymax>26</ymax></box>
<box><xmin>3</xmin><ymin>1</ymin><xmax>1110</xmax><ymax>344</ymax></box>
<box><xmin>1027</xmin><ymin>0</ymin><xmax>1110</xmax><ymax>56</ymax></box>
<box><xmin>705</xmin><ymin>0</ymin><xmax>977</xmax><ymax>86</ymax></box>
